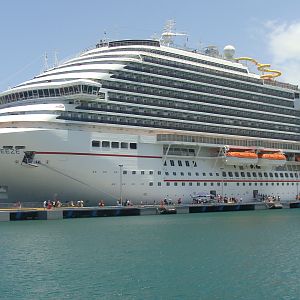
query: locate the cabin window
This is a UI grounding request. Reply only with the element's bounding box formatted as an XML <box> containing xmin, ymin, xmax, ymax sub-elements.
<box><xmin>178</xmin><ymin>160</ymin><xmax>182</xmax><ymax>166</ymax></box>
<box><xmin>130</xmin><ymin>143</ymin><xmax>137</xmax><ymax>149</ymax></box>
<box><xmin>92</xmin><ymin>140</ymin><xmax>100</xmax><ymax>147</ymax></box>
<box><xmin>111</xmin><ymin>142</ymin><xmax>119</xmax><ymax>148</ymax></box>
<box><xmin>102</xmin><ymin>141</ymin><xmax>110</xmax><ymax>148</ymax></box>
<box><xmin>170</xmin><ymin>160</ymin><xmax>175</xmax><ymax>166</ymax></box>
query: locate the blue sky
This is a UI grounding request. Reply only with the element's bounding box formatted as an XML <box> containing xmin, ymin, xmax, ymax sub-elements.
<box><xmin>1</xmin><ymin>0</ymin><xmax>300</xmax><ymax>92</ymax></box>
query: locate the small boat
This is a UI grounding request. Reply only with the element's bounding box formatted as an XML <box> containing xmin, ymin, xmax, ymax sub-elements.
<box><xmin>265</xmin><ymin>202</ymin><xmax>283</xmax><ymax>209</ymax></box>
<box><xmin>156</xmin><ymin>206</ymin><xmax>177</xmax><ymax>214</ymax></box>
<box><xmin>258</xmin><ymin>151</ymin><xmax>286</xmax><ymax>166</ymax></box>
<box><xmin>224</xmin><ymin>149</ymin><xmax>258</xmax><ymax>165</ymax></box>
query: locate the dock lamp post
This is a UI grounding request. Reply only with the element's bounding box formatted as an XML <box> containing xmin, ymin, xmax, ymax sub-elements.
<box><xmin>119</xmin><ymin>164</ymin><xmax>123</xmax><ymax>206</ymax></box>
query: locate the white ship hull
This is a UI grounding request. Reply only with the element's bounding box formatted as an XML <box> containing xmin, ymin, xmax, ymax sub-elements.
<box><xmin>0</xmin><ymin>126</ymin><xmax>299</xmax><ymax>205</ymax></box>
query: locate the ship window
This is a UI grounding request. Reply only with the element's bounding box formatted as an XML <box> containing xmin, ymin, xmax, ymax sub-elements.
<box><xmin>173</xmin><ymin>172</ymin><xmax>176</xmax><ymax>176</ymax></box>
<box><xmin>82</xmin><ymin>85</ymin><xmax>88</xmax><ymax>93</ymax></box>
<box><xmin>237</xmin><ymin>183</ymin><xmax>239</xmax><ymax>186</ymax></box>
<box><xmin>197</xmin><ymin>182</ymin><xmax>200</xmax><ymax>186</ymax></box>
<box><xmin>252</xmin><ymin>172</ymin><xmax>257</xmax><ymax>177</ymax></box>
<box><xmin>49</xmin><ymin>89</ymin><xmax>55</xmax><ymax>97</ymax></box>
<box><xmin>285</xmin><ymin>173</ymin><xmax>289</xmax><ymax>177</ymax></box>
<box><xmin>123</xmin><ymin>171</ymin><xmax>127</xmax><ymax>174</ymax></box>
<box><xmin>170</xmin><ymin>160</ymin><xmax>175</xmax><ymax>166</ymax></box>
<box><xmin>254</xmin><ymin>183</ymin><xmax>257</xmax><ymax>186</ymax></box>
<box><xmin>174</xmin><ymin>182</ymin><xmax>178</xmax><ymax>186</ymax></box>
<box><xmin>190</xmin><ymin>182</ymin><xmax>193</xmax><ymax>186</ymax></box>
<box><xmin>102</xmin><ymin>141</ymin><xmax>110</xmax><ymax>148</ymax></box>
<box><xmin>222</xmin><ymin>171</ymin><xmax>226</xmax><ymax>177</ymax></box>
<box><xmin>241</xmin><ymin>172</ymin><xmax>245</xmax><ymax>177</ymax></box>
<box><xmin>277</xmin><ymin>182</ymin><xmax>279</xmax><ymax>186</ymax></box>
<box><xmin>258</xmin><ymin>172</ymin><xmax>262</xmax><ymax>177</ymax></box>
<box><xmin>43</xmin><ymin>89</ymin><xmax>49</xmax><ymax>97</ymax></box>
<box><xmin>149</xmin><ymin>182</ymin><xmax>153</xmax><ymax>186</ymax></box>
<box><xmin>216</xmin><ymin>173</ymin><xmax>219</xmax><ymax>176</ymax></box>
<box><xmin>158</xmin><ymin>182</ymin><xmax>161</xmax><ymax>186</ymax></box>
<box><xmin>209</xmin><ymin>173</ymin><xmax>213</xmax><ymax>176</ymax></box>
<box><xmin>38</xmin><ymin>90</ymin><xmax>44</xmax><ymax>97</ymax></box>
<box><xmin>269</xmin><ymin>173</ymin><xmax>274</xmax><ymax>178</ymax></box>
<box><xmin>166</xmin><ymin>182</ymin><xmax>170</xmax><ymax>186</ymax></box>
<box><xmin>178</xmin><ymin>160</ymin><xmax>182</xmax><ymax>166</ymax></box>
<box><xmin>121</xmin><ymin>142</ymin><xmax>128</xmax><ymax>149</ymax></box>
<box><xmin>141</xmin><ymin>171</ymin><xmax>145</xmax><ymax>175</ymax></box>
<box><xmin>235</xmin><ymin>172</ymin><xmax>239</xmax><ymax>177</ymax></box>
<box><xmin>164</xmin><ymin>161</ymin><xmax>167</xmax><ymax>166</ymax></box>
<box><xmin>228</xmin><ymin>172</ymin><xmax>233</xmax><ymax>177</ymax></box>
<box><xmin>195</xmin><ymin>172</ymin><xmax>199</xmax><ymax>176</ymax></box>
<box><xmin>203</xmin><ymin>173</ymin><xmax>207</xmax><ymax>176</ymax></box>
<box><xmin>54</xmin><ymin>89</ymin><xmax>60</xmax><ymax>96</ymax></box>
<box><xmin>92</xmin><ymin>140</ymin><xmax>100</xmax><ymax>147</ymax></box>
<box><xmin>188</xmin><ymin>172</ymin><xmax>191</xmax><ymax>176</ymax></box>
<box><xmin>182</xmin><ymin>182</ymin><xmax>186</xmax><ymax>186</ymax></box>
<box><xmin>224</xmin><ymin>183</ymin><xmax>227</xmax><ymax>186</ymax></box>
<box><xmin>111</xmin><ymin>142</ymin><xmax>119</xmax><ymax>148</ymax></box>
<box><xmin>280</xmin><ymin>173</ymin><xmax>284</xmax><ymax>178</ymax></box>
<box><xmin>165</xmin><ymin>172</ymin><xmax>169</xmax><ymax>175</ymax></box>
<box><xmin>295</xmin><ymin>173</ymin><xmax>298</xmax><ymax>178</ymax></box>
<box><xmin>249</xmin><ymin>183</ymin><xmax>252</xmax><ymax>186</ymax></box>
<box><xmin>180</xmin><ymin>172</ymin><xmax>184</xmax><ymax>176</ymax></box>
<box><xmin>185</xmin><ymin>161</ymin><xmax>190</xmax><ymax>167</ymax></box>
<box><xmin>290</xmin><ymin>173</ymin><xmax>294</xmax><ymax>178</ymax></box>
<box><xmin>132</xmin><ymin>171</ymin><xmax>136</xmax><ymax>175</ymax></box>
<box><xmin>193</xmin><ymin>161</ymin><xmax>197</xmax><ymax>167</ymax></box>
<box><xmin>274</xmin><ymin>173</ymin><xmax>279</xmax><ymax>178</ymax></box>
<box><xmin>264</xmin><ymin>172</ymin><xmax>268</xmax><ymax>177</ymax></box>
<box><xmin>149</xmin><ymin>171</ymin><xmax>153</xmax><ymax>175</ymax></box>
<box><xmin>130</xmin><ymin>143</ymin><xmax>137</xmax><ymax>149</ymax></box>
<box><xmin>260</xmin><ymin>183</ymin><xmax>263</xmax><ymax>186</ymax></box>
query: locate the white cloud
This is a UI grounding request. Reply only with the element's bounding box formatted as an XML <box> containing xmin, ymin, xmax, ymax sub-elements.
<box><xmin>265</xmin><ymin>21</ymin><xmax>300</xmax><ymax>85</ymax></box>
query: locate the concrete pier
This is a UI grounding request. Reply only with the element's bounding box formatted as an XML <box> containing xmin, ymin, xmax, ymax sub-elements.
<box><xmin>0</xmin><ymin>202</ymin><xmax>299</xmax><ymax>222</ymax></box>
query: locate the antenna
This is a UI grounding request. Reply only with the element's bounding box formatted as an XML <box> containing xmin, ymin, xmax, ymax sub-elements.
<box><xmin>54</xmin><ymin>50</ymin><xmax>59</xmax><ymax>67</ymax></box>
<box><xmin>160</xmin><ymin>20</ymin><xmax>187</xmax><ymax>47</ymax></box>
<box><xmin>44</xmin><ymin>52</ymin><xmax>48</xmax><ymax>71</ymax></box>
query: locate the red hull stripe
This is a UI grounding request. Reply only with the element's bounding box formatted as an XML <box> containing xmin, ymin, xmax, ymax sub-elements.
<box><xmin>35</xmin><ymin>151</ymin><xmax>162</xmax><ymax>159</ymax></box>
<box><xmin>164</xmin><ymin>179</ymin><xmax>300</xmax><ymax>183</ymax></box>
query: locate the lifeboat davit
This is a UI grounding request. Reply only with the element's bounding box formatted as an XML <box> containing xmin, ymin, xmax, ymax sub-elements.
<box><xmin>223</xmin><ymin>150</ymin><xmax>258</xmax><ymax>165</ymax></box>
<box><xmin>257</xmin><ymin>152</ymin><xmax>286</xmax><ymax>166</ymax></box>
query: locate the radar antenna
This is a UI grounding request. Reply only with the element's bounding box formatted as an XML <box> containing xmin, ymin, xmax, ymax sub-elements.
<box><xmin>160</xmin><ymin>20</ymin><xmax>188</xmax><ymax>46</ymax></box>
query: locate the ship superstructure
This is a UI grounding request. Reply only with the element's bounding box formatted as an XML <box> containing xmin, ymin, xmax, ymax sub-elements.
<box><xmin>0</xmin><ymin>24</ymin><xmax>300</xmax><ymax>204</ymax></box>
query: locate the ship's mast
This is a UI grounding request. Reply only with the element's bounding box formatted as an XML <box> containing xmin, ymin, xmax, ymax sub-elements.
<box><xmin>160</xmin><ymin>20</ymin><xmax>187</xmax><ymax>47</ymax></box>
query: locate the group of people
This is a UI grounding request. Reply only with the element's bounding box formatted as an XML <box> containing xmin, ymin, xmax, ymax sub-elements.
<box><xmin>43</xmin><ymin>200</ymin><xmax>62</xmax><ymax>209</ymax></box>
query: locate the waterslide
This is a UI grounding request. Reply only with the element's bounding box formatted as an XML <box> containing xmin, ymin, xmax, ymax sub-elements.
<box><xmin>235</xmin><ymin>57</ymin><xmax>282</xmax><ymax>79</ymax></box>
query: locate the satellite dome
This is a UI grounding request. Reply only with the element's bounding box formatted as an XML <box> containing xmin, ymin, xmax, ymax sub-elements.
<box><xmin>223</xmin><ymin>45</ymin><xmax>235</xmax><ymax>59</ymax></box>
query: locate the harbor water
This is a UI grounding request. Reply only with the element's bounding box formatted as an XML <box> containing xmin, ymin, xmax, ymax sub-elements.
<box><xmin>1</xmin><ymin>210</ymin><xmax>300</xmax><ymax>299</ymax></box>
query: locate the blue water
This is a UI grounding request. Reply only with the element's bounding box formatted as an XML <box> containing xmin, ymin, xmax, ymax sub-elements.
<box><xmin>1</xmin><ymin>210</ymin><xmax>300</xmax><ymax>299</ymax></box>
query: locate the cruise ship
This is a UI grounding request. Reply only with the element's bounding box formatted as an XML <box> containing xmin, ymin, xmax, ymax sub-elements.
<box><xmin>1</xmin><ymin>23</ymin><xmax>300</xmax><ymax>205</ymax></box>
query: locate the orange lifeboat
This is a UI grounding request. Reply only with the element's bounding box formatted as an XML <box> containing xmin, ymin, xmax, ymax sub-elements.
<box><xmin>257</xmin><ymin>151</ymin><xmax>286</xmax><ymax>166</ymax></box>
<box><xmin>224</xmin><ymin>149</ymin><xmax>258</xmax><ymax>165</ymax></box>
<box><xmin>226</xmin><ymin>151</ymin><xmax>258</xmax><ymax>159</ymax></box>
